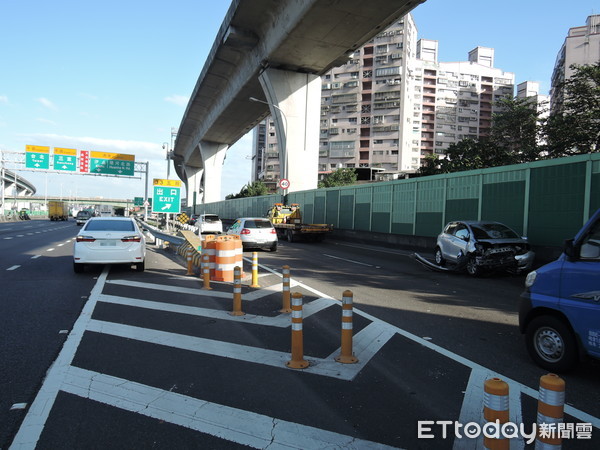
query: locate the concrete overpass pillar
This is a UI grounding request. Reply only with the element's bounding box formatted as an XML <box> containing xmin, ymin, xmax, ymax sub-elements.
<box><xmin>200</xmin><ymin>141</ymin><xmax>229</xmax><ymax>204</ymax></box>
<box><xmin>184</xmin><ymin>165</ymin><xmax>204</xmax><ymax>209</ymax></box>
<box><xmin>258</xmin><ymin>68</ymin><xmax>321</xmax><ymax>193</ymax></box>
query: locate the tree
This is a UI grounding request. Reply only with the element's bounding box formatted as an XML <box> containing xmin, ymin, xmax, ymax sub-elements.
<box><xmin>418</xmin><ymin>154</ymin><xmax>441</xmax><ymax>176</ymax></box>
<box><xmin>438</xmin><ymin>138</ymin><xmax>492</xmax><ymax>173</ymax></box>
<box><xmin>225</xmin><ymin>180</ymin><xmax>269</xmax><ymax>199</ymax></box>
<box><xmin>318</xmin><ymin>168</ymin><xmax>357</xmax><ymax>188</ymax></box>
<box><xmin>490</xmin><ymin>97</ymin><xmax>544</xmax><ymax>164</ymax></box>
<box><xmin>544</xmin><ymin>62</ymin><xmax>600</xmax><ymax>157</ymax></box>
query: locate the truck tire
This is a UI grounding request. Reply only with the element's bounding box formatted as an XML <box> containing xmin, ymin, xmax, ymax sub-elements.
<box><xmin>287</xmin><ymin>230</ymin><xmax>295</xmax><ymax>242</ymax></box>
<box><xmin>525</xmin><ymin>315</ymin><xmax>578</xmax><ymax>372</ymax></box>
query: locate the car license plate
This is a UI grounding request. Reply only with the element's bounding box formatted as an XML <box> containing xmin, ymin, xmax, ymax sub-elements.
<box><xmin>489</xmin><ymin>247</ymin><xmax>511</xmax><ymax>254</ymax></box>
<box><xmin>100</xmin><ymin>240</ymin><xmax>117</xmax><ymax>246</ymax></box>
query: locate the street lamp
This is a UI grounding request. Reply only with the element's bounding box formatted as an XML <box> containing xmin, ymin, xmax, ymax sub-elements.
<box><xmin>162</xmin><ymin>142</ymin><xmax>173</xmax><ymax>179</ymax></box>
<box><xmin>249</xmin><ymin>97</ymin><xmax>288</xmax><ymax>186</ymax></box>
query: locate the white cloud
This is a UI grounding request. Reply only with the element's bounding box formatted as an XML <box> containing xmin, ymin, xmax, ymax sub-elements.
<box><xmin>37</xmin><ymin>97</ymin><xmax>58</xmax><ymax>111</ymax></box>
<box><xmin>0</xmin><ymin>95</ymin><xmax>8</xmax><ymax>104</ymax></box>
<box><xmin>164</xmin><ymin>95</ymin><xmax>189</xmax><ymax>107</ymax></box>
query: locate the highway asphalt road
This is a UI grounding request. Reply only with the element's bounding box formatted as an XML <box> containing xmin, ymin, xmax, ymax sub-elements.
<box><xmin>1</xmin><ymin>220</ymin><xmax>598</xmax><ymax>448</ymax></box>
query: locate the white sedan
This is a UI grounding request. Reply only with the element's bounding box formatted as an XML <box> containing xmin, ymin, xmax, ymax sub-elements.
<box><xmin>73</xmin><ymin>217</ymin><xmax>146</xmax><ymax>273</ymax></box>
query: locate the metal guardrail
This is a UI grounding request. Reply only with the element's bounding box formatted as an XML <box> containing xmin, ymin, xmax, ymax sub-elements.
<box><xmin>136</xmin><ymin>219</ymin><xmax>186</xmax><ymax>246</ymax></box>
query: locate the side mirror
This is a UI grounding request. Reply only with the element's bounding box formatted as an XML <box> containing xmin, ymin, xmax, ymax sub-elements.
<box><xmin>563</xmin><ymin>238</ymin><xmax>579</xmax><ymax>260</ymax></box>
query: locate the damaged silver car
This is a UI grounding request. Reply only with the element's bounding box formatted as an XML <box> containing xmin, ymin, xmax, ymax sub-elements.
<box><xmin>434</xmin><ymin>221</ymin><xmax>535</xmax><ymax>276</ymax></box>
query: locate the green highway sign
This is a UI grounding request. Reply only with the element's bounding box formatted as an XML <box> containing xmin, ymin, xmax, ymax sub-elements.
<box><xmin>53</xmin><ymin>148</ymin><xmax>77</xmax><ymax>172</ymax></box>
<box><xmin>133</xmin><ymin>197</ymin><xmax>144</xmax><ymax>206</ymax></box>
<box><xmin>90</xmin><ymin>151</ymin><xmax>135</xmax><ymax>176</ymax></box>
<box><xmin>25</xmin><ymin>145</ymin><xmax>50</xmax><ymax>169</ymax></box>
<box><xmin>152</xmin><ymin>179</ymin><xmax>181</xmax><ymax>214</ymax></box>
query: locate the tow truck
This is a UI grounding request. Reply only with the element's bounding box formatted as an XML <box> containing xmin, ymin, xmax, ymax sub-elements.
<box><xmin>266</xmin><ymin>203</ymin><xmax>333</xmax><ymax>242</ymax></box>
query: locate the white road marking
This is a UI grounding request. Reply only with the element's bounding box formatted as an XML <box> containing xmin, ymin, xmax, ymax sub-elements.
<box><xmin>106</xmin><ymin>279</ymin><xmax>231</xmax><ymax>298</ymax></box>
<box><xmin>31</xmin><ymin>255</ymin><xmax>41</xmax><ymax>259</ymax></box>
<box><xmin>97</xmin><ymin>293</ymin><xmax>334</xmax><ymax>327</ymax></box>
<box><xmin>7</xmin><ymin>265</ymin><xmax>20</xmax><ymax>271</ymax></box>
<box><xmin>16</xmin><ymin>234</ymin><xmax>24</xmax><ymax>237</ymax></box>
<box><xmin>57</xmin><ymin>244</ymin><xmax>64</xmax><ymax>247</ymax></box>
<box><xmin>86</xmin><ymin>318</ymin><xmax>388</xmax><ymax>381</ymax></box>
<box><xmin>47</xmin><ymin>248</ymin><xmax>55</xmax><ymax>252</ymax></box>
<box><xmin>323</xmin><ymin>253</ymin><xmax>373</xmax><ymax>267</ymax></box>
<box><xmin>61</xmin><ymin>366</ymin><xmax>394</xmax><ymax>450</ymax></box>
<box><xmin>10</xmin><ymin>403</ymin><xmax>28</xmax><ymax>410</ymax></box>
<box><xmin>10</xmin><ymin>267</ymin><xmax>109</xmax><ymax>449</ymax></box>
<box><xmin>4</xmin><ymin>237</ymin><xmax>13</xmax><ymax>240</ymax></box>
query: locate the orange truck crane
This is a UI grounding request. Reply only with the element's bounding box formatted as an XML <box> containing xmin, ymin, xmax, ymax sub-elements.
<box><xmin>266</xmin><ymin>203</ymin><xmax>333</xmax><ymax>242</ymax></box>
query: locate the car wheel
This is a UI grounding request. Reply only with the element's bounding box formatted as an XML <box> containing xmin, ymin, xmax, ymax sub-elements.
<box><xmin>465</xmin><ymin>256</ymin><xmax>481</xmax><ymax>276</ymax></box>
<box><xmin>434</xmin><ymin>247</ymin><xmax>445</xmax><ymax>266</ymax></box>
<box><xmin>525</xmin><ymin>316</ymin><xmax>578</xmax><ymax>372</ymax></box>
<box><xmin>73</xmin><ymin>262</ymin><xmax>84</xmax><ymax>273</ymax></box>
<box><xmin>135</xmin><ymin>261</ymin><xmax>145</xmax><ymax>272</ymax></box>
<box><xmin>269</xmin><ymin>242</ymin><xmax>277</xmax><ymax>252</ymax></box>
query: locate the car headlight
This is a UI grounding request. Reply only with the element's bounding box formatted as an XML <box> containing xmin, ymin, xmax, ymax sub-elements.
<box><xmin>525</xmin><ymin>270</ymin><xmax>537</xmax><ymax>288</ymax></box>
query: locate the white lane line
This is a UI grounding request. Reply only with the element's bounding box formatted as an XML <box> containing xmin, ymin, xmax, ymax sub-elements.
<box><xmin>253</xmin><ymin>261</ymin><xmax>600</xmax><ymax>428</ymax></box>
<box><xmin>323</xmin><ymin>253</ymin><xmax>373</xmax><ymax>267</ymax></box>
<box><xmin>97</xmin><ymin>293</ymin><xmax>334</xmax><ymax>327</ymax></box>
<box><xmin>31</xmin><ymin>255</ymin><xmax>41</xmax><ymax>259</ymax></box>
<box><xmin>10</xmin><ymin>267</ymin><xmax>109</xmax><ymax>449</ymax></box>
<box><xmin>61</xmin><ymin>366</ymin><xmax>394</xmax><ymax>450</ymax></box>
<box><xmin>47</xmin><ymin>248</ymin><xmax>55</xmax><ymax>252</ymax></box>
<box><xmin>57</xmin><ymin>244</ymin><xmax>64</xmax><ymax>247</ymax></box>
<box><xmin>16</xmin><ymin>234</ymin><xmax>24</xmax><ymax>237</ymax></box>
<box><xmin>3</xmin><ymin>237</ymin><xmax>13</xmax><ymax>240</ymax></box>
<box><xmin>7</xmin><ymin>265</ymin><xmax>20</xmax><ymax>271</ymax></box>
<box><xmin>85</xmin><ymin>319</ymin><xmax>387</xmax><ymax>381</ymax></box>
<box><xmin>106</xmin><ymin>279</ymin><xmax>231</xmax><ymax>299</ymax></box>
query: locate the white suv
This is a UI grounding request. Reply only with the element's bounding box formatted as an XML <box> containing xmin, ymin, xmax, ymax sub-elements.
<box><xmin>197</xmin><ymin>214</ymin><xmax>223</xmax><ymax>234</ymax></box>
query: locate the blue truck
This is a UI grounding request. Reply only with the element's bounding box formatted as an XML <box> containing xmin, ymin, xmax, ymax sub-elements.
<box><xmin>519</xmin><ymin>208</ymin><xmax>600</xmax><ymax>372</ymax></box>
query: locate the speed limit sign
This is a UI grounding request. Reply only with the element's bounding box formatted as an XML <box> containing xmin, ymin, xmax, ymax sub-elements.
<box><xmin>279</xmin><ymin>178</ymin><xmax>290</xmax><ymax>190</ymax></box>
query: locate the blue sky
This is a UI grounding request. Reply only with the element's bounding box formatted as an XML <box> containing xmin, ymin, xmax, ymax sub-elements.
<box><xmin>0</xmin><ymin>0</ymin><xmax>597</xmax><ymax>202</ymax></box>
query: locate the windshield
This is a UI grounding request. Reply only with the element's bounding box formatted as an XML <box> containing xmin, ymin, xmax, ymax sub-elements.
<box><xmin>470</xmin><ymin>223</ymin><xmax>519</xmax><ymax>240</ymax></box>
<box><xmin>84</xmin><ymin>220</ymin><xmax>135</xmax><ymax>231</ymax></box>
<box><xmin>203</xmin><ymin>215</ymin><xmax>220</xmax><ymax>222</ymax></box>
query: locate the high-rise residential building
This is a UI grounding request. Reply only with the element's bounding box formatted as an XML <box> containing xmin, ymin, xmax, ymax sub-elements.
<box><xmin>252</xmin><ymin>14</ymin><xmax>515</xmax><ymax>185</ymax></box>
<box><xmin>414</xmin><ymin>44</ymin><xmax>514</xmax><ymax>157</ymax></box>
<box><xmin>550</xmin><ymin>14</ymin><xmax>600</xmax><ymax>112</ymax></box>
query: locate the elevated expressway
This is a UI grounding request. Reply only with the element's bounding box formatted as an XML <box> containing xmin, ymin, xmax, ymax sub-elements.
<box><xmin>173</xmin><ymin>0</ymin><xmax>425</xmax><ymax>204</ymax></box>
<box><xmin>1</xmin><ymin>168</ymin><xmax>36</xmax><ymax>198</ymax></box>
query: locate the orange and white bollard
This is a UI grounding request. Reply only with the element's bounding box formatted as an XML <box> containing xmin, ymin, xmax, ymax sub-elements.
<box><xmin>185</xmin><ymin>246</ymin><xmax>194</xmax><ymax>275</ymax></box>
<box><xmin>536</xmin><ymin>373</ymin><xmax>565</xmax><ymax>448</ymax></box>
<box><xmin>201</xmin><ymin>253</ymin><xmax>211</xmax><ymax>290</ymax></box>
<box><xmin>280</xmin><ymin>265</ymin><xmax>292</xmax><ymax>313</ymax></box>
<box><xmin>286</xmin><ymin>292</ymin><xmax>309</xmax><ymax>369</ymax></box>
<box><xmin>230</xmin><ymin>266</ymin><xmax>245</xmax><ymax>316</ymax></box>
<box><xmin>250</xmin><ymin>252</ymin><xmax>259</xmax><ymax>288</ymax></box>
<box><xmin>335</xmin><ymin>290</ymin><xmax>358</xmax><ymax>364</ymax></box>
<box><xmin>483</xmin><ymin>377</ymin><xmax>509</xmax><ymax>450</ymax></box>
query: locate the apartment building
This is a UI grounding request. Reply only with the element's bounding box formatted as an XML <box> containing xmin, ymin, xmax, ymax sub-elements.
<box><xmin>550</xmin><ymin>14</ymin><xmax>600</xmax><ymax>112</ymax></box>
<box><xmin>252</xmin><ymin>14</ymin><xmax>515</xmax><ymax>185</ymax></box>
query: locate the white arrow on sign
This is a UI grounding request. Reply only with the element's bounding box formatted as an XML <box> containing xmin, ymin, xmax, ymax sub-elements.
<box><xmin>161</xmin><ymin>204</ymin><xmax>171</xmax><ymax>210</ymax></box>
<box><xmin>62</xmin><ymin>165</ymin><xmax>68</xmax><ymax>169</ymax></box>
<box><xmin>34</xmin><ymin>163</ymin><xmax>40</xmax><ymax>167</ymax></box>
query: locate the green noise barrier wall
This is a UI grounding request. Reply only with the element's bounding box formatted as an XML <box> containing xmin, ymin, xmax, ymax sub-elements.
<box><xmin>196</xmin><ymin>153</ymin><xmax>600</xmax><ymax>248</ymax></box>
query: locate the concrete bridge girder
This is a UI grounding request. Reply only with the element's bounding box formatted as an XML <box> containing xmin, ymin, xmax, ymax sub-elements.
<box><xmin>258</xmin><ymin>68</ymin><xmax>321</xmax><ymax>193</ymax></box>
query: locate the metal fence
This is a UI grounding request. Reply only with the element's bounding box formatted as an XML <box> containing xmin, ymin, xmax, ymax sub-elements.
<box><xmin>198</xmin><ymin>153</ymin><xmax>600</xmax><ymax>247</ymax></box>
